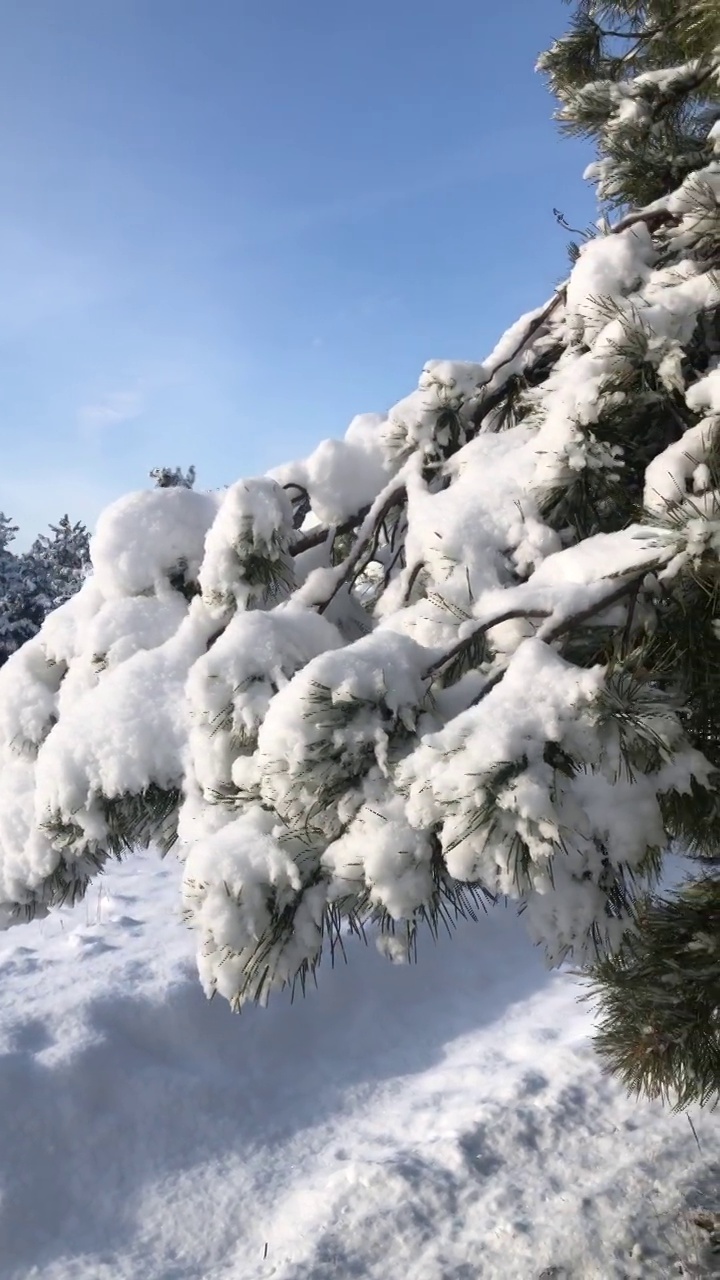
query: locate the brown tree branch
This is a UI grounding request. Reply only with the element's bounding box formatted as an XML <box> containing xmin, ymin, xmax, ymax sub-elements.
<box><xmin>290</xmin><ymin>506</ymin><xmax>370</xmax><ymax>557</ymax></box>
<box><xmin>425</xmin><ymin>558</ymin><xmax>669</xmax><ymax>694</ymax></box>
<box><xmin>316</xmin><ymin>483</ymin><xmax>407</xmax><ymax>615</ymax></box>
<box><xmin>424</xmin><ymin>606</ymin><xmax>552</xmax><ymax>680</ymax></box>
<box><xmin>612</xmin><ymin>207</ymin><xmax>680</xmax><ymax>234</ymax></box>
<box><xmin>470</xmin><ymin>292</ymin><xmax>567</xmax><ymax>433</ymax></box>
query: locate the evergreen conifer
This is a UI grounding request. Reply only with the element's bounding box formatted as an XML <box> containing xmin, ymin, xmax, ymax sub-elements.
<box><xmin>0</xmin><ymin>0</ymin><xmax>718</xmax><ymax>1112</ymax></box>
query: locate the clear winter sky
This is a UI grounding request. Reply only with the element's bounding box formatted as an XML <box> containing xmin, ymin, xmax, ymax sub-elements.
<box><xmin>0</xmin><ymin>0</ymin><xmax>597</xmax><ymax>544</ymax></box>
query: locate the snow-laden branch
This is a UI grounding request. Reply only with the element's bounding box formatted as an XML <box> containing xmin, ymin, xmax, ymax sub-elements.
<box><xmin>424</xmin><ymin>550</ymin><xmax>671</xmax><ymax>690</ymax></box>
<box><xmin>284</xmin><ymin>186</ymin><xmax>714</xmax><ymax>572</ymax></box>
<box><xmin>315</xmin><ymin>480</ymin><xmax>408</xmax><ymax>613</ymax></box>
<box><xmin>290</xmin><ymin>506</ymin><xmax>369</xmax><ymax>557</ymax></box>
<box><xmin>1</xmin><ymin>31</ymin><xmax>720</xmax><ymax>1020</ymax></box>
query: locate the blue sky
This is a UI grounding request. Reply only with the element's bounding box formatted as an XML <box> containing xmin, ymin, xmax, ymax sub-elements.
<box><xmin>0</xmin><ymin>0</ymin><xmax>596</xmax><ymax>544</ymax></box>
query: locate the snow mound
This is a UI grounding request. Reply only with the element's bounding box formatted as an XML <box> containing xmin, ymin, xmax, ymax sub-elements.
<box><xmin>0</xmin><ymin>850</ymin><xmax>717</xmax><ymax>1280</ymax></box>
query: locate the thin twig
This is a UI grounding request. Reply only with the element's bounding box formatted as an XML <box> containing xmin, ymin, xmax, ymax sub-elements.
<box><xmin>382</xmin><ymin>542</ymin><xmax>406</xmax><ymax>590</ymax></box>
<box><xmin>402</xmin><ymin>560</ymin><xmax>425</xmax><ymax>605</ymax></box>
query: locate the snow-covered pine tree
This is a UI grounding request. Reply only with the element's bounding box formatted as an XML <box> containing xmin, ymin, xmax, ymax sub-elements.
<box><xmin>0</xmin><ymin>514</ymin><xmax>47</xmax><ymax>667</ymax></box>
<box><xmin>28</xmin><ymin>515</ymin><xmax>90</xmax><ymax>613</ymax></box>
<box><xmin>150</xmin><ymin>465</ymin><xmax>196</xmax><ymax>489</ymax></box>
<box><xmin>539</xmin><ymin>0</ymin><xmax>720</xmax><ymax>1113</ymax></box>
<box><xmin>0</xmin><ymin>0</ymin><xmax>718</xmax><ymax>1110</ymax></box>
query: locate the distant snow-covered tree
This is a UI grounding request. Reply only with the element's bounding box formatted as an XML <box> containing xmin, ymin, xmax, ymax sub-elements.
<box><xmin>0</xmin><ymin>0</ymin><xmax>717</xmax><ymax>1111</ymax></box>
<box><xmin>29</xmin><ymin>515</ymin><xmax>90</xmax><ymax>612</ymax></box>
<box><xmin>0</xmin><ymin>515</ymin><xmax>46</xmax><ymax>667</ymax></box>
<box><xmin>1</xmin><ymin>513</ymin><xmax>90</xmax><ymax>668</ymax></box>
<box><xmin>150</xmin><ymin>465</ymin><xmax>196</xmax><ymax>489</ymax></box>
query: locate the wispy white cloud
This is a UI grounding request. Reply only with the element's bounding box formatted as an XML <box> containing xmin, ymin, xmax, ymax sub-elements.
<box><xmin>78</xmin><ymin>389</ymin><xmax>145</xmax><ymax>431</ymax></box>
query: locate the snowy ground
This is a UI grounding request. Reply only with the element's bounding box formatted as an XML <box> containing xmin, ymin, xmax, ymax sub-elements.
<box><xmin>0</xmin><ymin>851</ymin><xmax>718</xmax><ymax>1280</ymax></box>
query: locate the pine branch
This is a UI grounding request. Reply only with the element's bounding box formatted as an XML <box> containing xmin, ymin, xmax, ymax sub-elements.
<box><xmin>294</xmin><ymin>206</ymin><xmax>703</xmax><ymax>561</ymax></box>
<box><xmin>537</xmin><ymin>562</ymin><xmax>669</xmax><ymax>645</ymax></box>
<box><xmin>424</xmin><ymin>606</ymin><xmax>551</xmax><ymax>680</ymax></box>
<box><xmin>593</xmin><ymin>23</ymin><xmax>679</xmax><ymax>42</ymax></box>
<box><xmin>612</xmin><ymin>207</ymin><xmax>680</xmax><ymax>234</ymax></box>
<box><xmin>290</xmin><ymin>506</ymin><xmax>370</xmax><ymax>557</ymax></box>
<box><xmin>315</xmin><ymin>482</ymin><xmax>407</xmax><ymax>614</ymax></box>
<box><xmin>583</xmin><ymin>872</ymin><xmax>720</xmax><ymax>1112</ymax></box>
<box><xmin>613</xmin><ymin>13</ymin><xmax>690</xmax><ymax>65</ymax></box>
<box><xmin>424</xmin><ymin>556</ymin><xmax>670</xmax><ymax>687</ymax></box>
<box><xmin>471</xmin><ymin>293</ymin><xmax>567</xmax><ymax>433</ymax></box>
<box><xmin>283</xmin><ymin>482</ymin><xmax>312</xmax><ymax>530</ymax></box>
<box><xmin>473</xmin><ymin>204</ymin><xmax>690</xmax><ymax>432</ymax></box>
